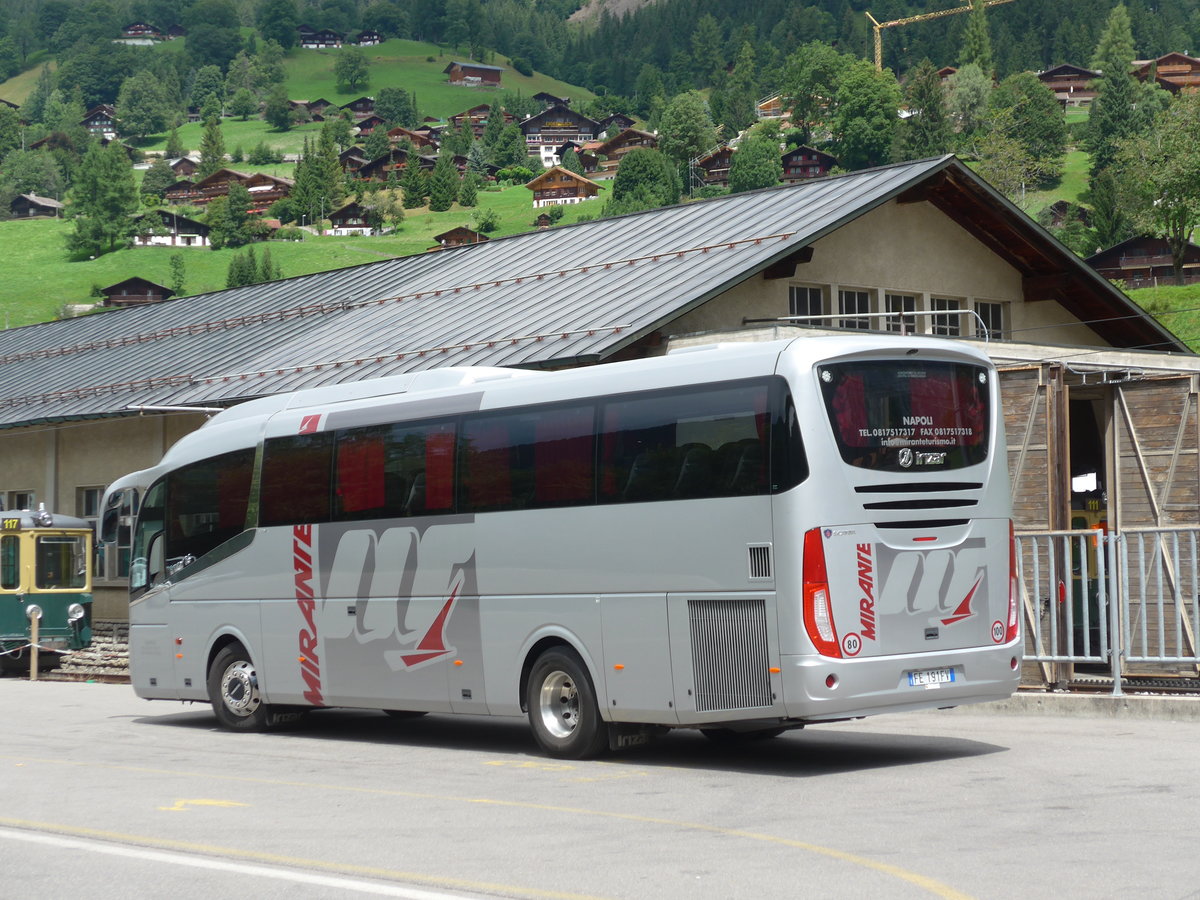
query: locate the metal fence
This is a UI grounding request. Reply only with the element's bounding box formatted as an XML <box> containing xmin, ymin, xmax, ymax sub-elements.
<box><xmin>1015</xmin><ymin>528</ymin><xmax>1200</xmax><ymax>695</ymax></box>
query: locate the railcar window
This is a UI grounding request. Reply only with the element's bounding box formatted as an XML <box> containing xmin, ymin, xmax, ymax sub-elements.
<box><xmin>1</xmin><ymin>535</ymin><xmax>17</xmax><ymax>589</ymax></box>
<box><xmin>35</xmin><ymin>536</ymin><xmax>88</xmax><ymax>589</ymax></box>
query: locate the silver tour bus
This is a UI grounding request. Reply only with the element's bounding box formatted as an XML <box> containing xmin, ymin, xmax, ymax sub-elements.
<box><xmin>118</xmin><ymin>336</ymin><xmax>1020</xmax><ymax>758</ymax></box>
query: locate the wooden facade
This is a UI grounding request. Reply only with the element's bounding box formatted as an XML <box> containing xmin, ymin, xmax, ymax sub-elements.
<box><xmin>132</xmin><ymin>210</ymin><xmax>211</xmax><ymax>247</ymax></box>
<box><xmin>300</xmin><ymin>28</ymin><xmax>343</xmax><ymax>48</ymax></box>
<box><xmin>521</xmin><ymin>105</ymin><xmax>601</xmax><ymax>168</ymax></box>
<box><xmin>695</xmin><ymin>146</ymin><xmax>733</xmax><ymax>186</ymax></box>
<box><xmin>99</xmin><ymin>277</ymin><xmax>174</xmax><ymax>307</ymax></box>
<box><xmin>1132</xmin><ymin>52</ymin><xmax>1200</xmax><ymax>92</ymax></box>
<box><xmin>431</xmin><ymin>226</ymin><xmax>488</xmax><ymax>248</ymax></box>
<box><xmin>328</xmin><ymin>202</ymin><xmax>374</xmax><ymax>235</ymax></box>
<box><xmin>1037</xmin><ymin>64</ymin><xmax>1099</xmax><ymax>107</ymax></box>
<box><xmin>1086</xmin><ymin>237</ymin><xmax>1200</xmax><ymax>288</ymax></box>
<box><xmin>9</xmin><ymin>193</ymin><xmax>63</xmax><ymax>218</ymax></box>
<box><xmin>594</xmin><ymin>128</ymin><xmax>658</xmax><ymax>174</ymax></box>
<box><xmin>443</xmin><ymin>61</ymin><xmax>503</xmax><ymax>85</ymax></box>
<box><xmin>162</xmin><ymin>169</ymin><xmax>292</xmax><ymax>208</ymax></box>
<box><xmin>526</xmin><ymin>166</ymin><xmax>601</xmax><ymax>207</ymax></box>
<box><xmin>780</xmin><ymin>145</ymin><xmax>837</xmax><ymax>183</ymax></box>
<box><xmin>340</xmin><ymin>96</ymin><xmax>375</xmax><ymax>118</ymax></box>
<box><xmin>81</xmin><ymin>104</ymin><xmax>118</xmax><ymax>139</ymax></box>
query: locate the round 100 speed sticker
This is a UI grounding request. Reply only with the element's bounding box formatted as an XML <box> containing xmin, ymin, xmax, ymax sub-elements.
<box><xmin>991</xmin><ymin>620</ymin><xmax>1005</xmax><ymax>643</ymax></box>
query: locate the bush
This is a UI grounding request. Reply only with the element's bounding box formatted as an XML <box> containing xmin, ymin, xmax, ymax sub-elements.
<box><xmin>510</xmin><ymin>56</ymin><xmax>533</xmax><ymax>76</ymax></box>
<box><xmin>248</xmin><ymin>142</ymin><xmax>284</xmax><ymax>165</ymax></box>
<box><xmin>472</xmin><ymin>207</ymin><xmax>500</xmax><ymax>232</ymax></box>
<box><xmin>695</xmin><ymin>184</ymin><xmax>729</xmax><ymax>199</ymax></box>
<box><xmin>273</xmin><ymin>225</ymin><xmax>305</xmax><ymax>241</ymax></box>
<box><xmin>495</xmin><ymin>165</ymin><xmax>535</xmax><ymax>184</ymax></box>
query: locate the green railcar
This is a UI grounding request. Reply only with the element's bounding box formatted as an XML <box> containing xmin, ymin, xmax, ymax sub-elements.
<box><xmin>1</xmin><ymin>507</ymin><xmax>93</xmax><ymax>672</ymax></box>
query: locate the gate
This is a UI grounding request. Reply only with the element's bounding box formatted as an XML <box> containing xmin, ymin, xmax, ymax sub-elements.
<box><xmin>1015</xmin><ymin>528</ymin><xmax>1200</xmax><ymax>694</ymax></box>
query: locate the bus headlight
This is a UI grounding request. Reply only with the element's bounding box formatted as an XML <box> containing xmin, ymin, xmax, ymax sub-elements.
<box><xmin>67</xmin><ymin>603</ymin><xmax>86</xmax><ymax>622</ymax></box>
<box><xmin>25</xmin><ymin>604</ymin><xmax>43</xmax><ymax>621</ymax></box>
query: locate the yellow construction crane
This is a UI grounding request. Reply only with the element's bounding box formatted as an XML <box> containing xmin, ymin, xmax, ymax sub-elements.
<box><xmin>866</xmin><ymin>0</ymin><xmax>1019</xmax><ymax>71</ymax></box>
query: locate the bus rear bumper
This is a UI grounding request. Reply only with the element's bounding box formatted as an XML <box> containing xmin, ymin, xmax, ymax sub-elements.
<box><xmin>779</xmin><ymin>644</ymin><xmax>1022</xmax><ymax>721</ymax></box>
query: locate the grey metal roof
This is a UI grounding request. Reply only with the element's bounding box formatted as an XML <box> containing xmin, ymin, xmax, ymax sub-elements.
<box><xmin>0</xmin><ymin>156</ymin><xmax>1183</xmax><ymax>430</ymax></box>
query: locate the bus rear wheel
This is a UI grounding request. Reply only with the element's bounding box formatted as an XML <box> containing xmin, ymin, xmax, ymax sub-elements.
<box><xmin>208</xmin><ymin>644</ymin><xmax>275</xmax><ymax>731</ymax></box>
<box><xmin>526</xmin><ymin>647</ymin><xmax>609</xmax><ymax>759</ymax></box>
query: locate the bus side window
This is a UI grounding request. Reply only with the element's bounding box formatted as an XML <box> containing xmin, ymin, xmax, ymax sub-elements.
<box><xmin>261</xmin><ymin>433</ymin><xmax>334</xmax><ymax>526</ymax></box>
<box><xmin>166</xmin><ymin>449</ymin><xmax>254</xmax><ymax>567</ymax></box>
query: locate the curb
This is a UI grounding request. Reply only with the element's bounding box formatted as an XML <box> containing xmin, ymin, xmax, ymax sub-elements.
<box><xmin>952</xmin><ymin>690</ymin><xmax>1200</xmax><ymax>721</ymax></box>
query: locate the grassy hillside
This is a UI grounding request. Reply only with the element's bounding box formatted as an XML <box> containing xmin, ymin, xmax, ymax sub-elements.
<box><xmin>0</xmin><ymin>185</ymin><xmax>605</xmax><ymax>329</ymax></box>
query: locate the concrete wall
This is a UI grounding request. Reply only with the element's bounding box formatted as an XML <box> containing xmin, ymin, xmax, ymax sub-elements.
<box><xmin>667</xmin><ymin>199</ymin><xmax>1103</xmax><ymax>347</ymax></box>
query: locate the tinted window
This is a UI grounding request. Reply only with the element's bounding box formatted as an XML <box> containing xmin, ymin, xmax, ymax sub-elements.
<box><xmin>599</xmin><ymin>381</ymin><xmax>781</xmax><ymax>504</ymax></box>
<box><xmin>819</xmin><ymin>360</ymin><xmax>990</xmax><ymax>471</ymax></box>
<box><xmin>261</xmin><ymin>433</ymin><xmax>334</xmax><ymax>526</ymax></box>
<box><xmin>332</xmin><ymin>420</ymin><xmax>457</xmax><ymax>521</ymax></box>
<box><xmin>166</xmin><ymin>449</ymin><xmax>254</xmax><ymax>562</ymax></box>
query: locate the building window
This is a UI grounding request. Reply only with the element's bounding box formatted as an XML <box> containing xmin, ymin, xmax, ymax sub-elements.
<box><xmin>789</xmin><ymin>285</ymin><xmax>823</xmax><ymax>324</ymax></box>
<box><xmin>931</xmin><ymin>297</ymin><xmax>962</xmax><ymax>336</ymax></box>
<box><xmin>77</xmin><ymin>487</ymin><xmax>103</xmax><ymax>522</ymax></box>
<box><xmin>838</xmin><ymin>289</ymin><xmax>871</xmax><ymax>330</ymax></box>
<box><xmin>975</xmin><ymin>300</ymin><xmax>1006</xmax><ymax>340</ymax></box>
<box><xmin>884</xmin><ymin>293</ymin><xmax>918</xmax><ymax>334</ymax></box>
<box><xmin>5</xmin><ymin>491</ymin><xmax>34</xmax><ymax>511</ymax></box>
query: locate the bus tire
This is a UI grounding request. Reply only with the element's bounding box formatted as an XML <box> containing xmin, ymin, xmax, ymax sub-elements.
<box><xmin>208</xmin><ymin>643</ymin><xmax>275</xmax><ymax>732</ymax></box>
<box><xmin>526</xmin><ymin>647</ymin><xmax>609</xmax><ymax>759</ymax></box>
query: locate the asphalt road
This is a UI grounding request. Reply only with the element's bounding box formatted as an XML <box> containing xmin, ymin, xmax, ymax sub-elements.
<box><xmin>2</xmin><ymin>679</ymin><xmax>1198</xmax><ymax>900</ymax></box>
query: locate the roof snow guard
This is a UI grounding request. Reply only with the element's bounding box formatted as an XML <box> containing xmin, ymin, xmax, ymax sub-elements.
<box><xmin>0</xmin><ymin>156</ymin><xmax>1186</xmax><ymax>430</ymax></box>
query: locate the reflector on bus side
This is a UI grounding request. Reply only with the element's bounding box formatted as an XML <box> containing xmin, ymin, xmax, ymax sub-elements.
<box><xmin>803</xmin><ymin>528</ymin><xmax>842</xmax><ymax>657</ymax></box>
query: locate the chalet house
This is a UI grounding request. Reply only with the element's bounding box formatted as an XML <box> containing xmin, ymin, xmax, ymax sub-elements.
<box><xmin>243</xmin><ymin>172</ymin><xmax>294</xmax><ymax>210</ymax></box>
<box><xmin>595</xmin><ymin>128</ymin><xmax>658</xmax><ymax>174</ymax></box>
<box><xmin>117</xmin><ymin>22</ymin><xmax>161</xmax><ymax>44</ymax></box>
<box><xmin>355</xmin><ymin>147</ymin><xmax>411</xmax><ymax>181</ymax></box>
<box><xmin>756</xmin><ymin>94</ymin><xmax>784</xmax><ymax>119</ymax></box>
<box><xmin>781</xmin><ymin>145</ymin><xmax>837</xmax><ymax>183</ymax></box>
<box><xmin>168</xmin><ymin>157</ymin><xmax>198</xmax><ymax>178</ymax></box>
<box><xmin>695</xmin><ymin>146</ymin><xmax>733</xmax><ymax>186</ymax></box>
<box><xmin>387</xmin><ymin>126</ymin><xmax>437</xmax><ymax>150</ymax></box>
<box><xmin>1086</xmin><ymin>236</ymin><xmax>1200</xmax><ymax>289</ymax></box>
<box><xmin>520</xmin><ymin>105</ymin><xmax>601</xmax><ymax>168</ymax></box>
<box><xmin>1131</xmin><ymin>52</ymin><xmax>1200</xmax><ymax>92</ymax></box>
<box><xmin>132</xmin><ymin>210</ymin><xmax>211</xmax><ymax>247</ymax></box>
<box><xmin>161</xmin><ymin>169</ymin><xmax>291</xmax><ymax>209</ymax></box>
<box><xmin>162</xmin><ymin>178</ymin><xmax>196</xmax><ymax>204</ymax></box>
<box><xmin>297</xmin><ymin>24</ymin><xmax>316</xmax><ymax>37</ymax></box>
<box><xmin>307</xmin><ymin>98</ymin><xmax>334</xmax><ymax>116</ymax></box>
<box><xmin>355</xmin><ymin>114</ymin><xmax>386</xmax><ymax>134</ymax></box>
<box><xmin>328</xmin><ymin>202</ymin><xmax>375</xmax><ymax>236</ymax></box>
<box><xmin>339</xmin><ymin>147</ymin><xmax>369</xmax><ymax>174</ymax></box>
<box><xmin>449</xmin><ymin>104</ymin><xmax>510</xmax><ymax>140</ymax></box>
<box><xmin>341</xmin><ymin>96</ymin><xmax>375</xmax><ymax>119</ymax></box>
<box><xmin>526</xmin><ymin>166</ymin><xmax>601</xmax><ymax>207</ymax></box>
<box><xmin>937</xmin><ymin>66</ymin><xmax>957</xmax><ymax>83</ymax></box>
<box><xmin>534</xmin><ymin>92</ymin><xmax>569</xmax><ymax>108</ymax></box>
<box><xmin>1037</xmin><ymin>64</ymin><xmax>1100</xmax><ymax>107</ymax></box>
<box><xmin>9</xmin><ymin>193</ymin><xmax>63</xmax><ymax>218</ymax></box>
<box><xmin>300</xmin><ymin>28</ymin><xmax>343</xmax><ymax>49</ymax></box>
<box><xmin>599</xmin><ymin>113</ymin><xmax>635</xmax><ymax>136</ymax></box>
<box><xmin>431</xmin><ymin>226</ymin><xmax>488</xmax><ymax>249</ymax></box>
<box><xmin>443</xmin><ymin>61</ymin><xmax>503</xmax><ymax>86</ymax></box>
<box><xmin>81</xmin><ymin>104</ymin><xmax>118</xmax><ymax>139</ymax></box>
<box><xmin>98</xmin><ymin>277</ymin><xmax>173</xmax><ymax>307</ymax></box>
<box><xmin>354</xmin><ymin>30</ymin><xmax>382</xmax><ymax>46</ymax></box>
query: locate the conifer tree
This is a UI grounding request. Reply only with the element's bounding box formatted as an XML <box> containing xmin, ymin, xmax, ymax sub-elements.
<box><xmin>481</xmin><ymin>101</ymin><xmax>506</xmax><ymax>154</ymax></box>
<box><xmin>458</xmin><ymin>172</ymin><xmax>479</xmax><ymax>207</ymax></box>
<box><xmin>401</xmin><ymin>161</ymin><xmax>428</xmax><ymax>208</ymax></box>
<box><xmin>165</xmin><ymin>124</ymin><xmax>186</xmax><ymax>160</ymax></box>
<box><xmin>197</xmin><ymin>116</ymin><xmax>226</xmax><ymax>178</ymax></box>
<box><xmin>428</xmin><ymin>151</ymin><xmax>460</xmax><ymax>211</ymax></box>
<box><xmin>466</xmin><ymin>141</ymin><xmax>490</xmax><ymax>177</ymax></box>
<box><xmin>896</xmin><ymin>58</ymin><xmax>951</xmax><ymax>161</ymax></box>
<box><xmin>560</xmin><ymin>148</ymin><xmax>584</xmax><ymax>175</ymax></box>
<box><xmin>961</xmin><ymin>0</ymin><xmax>994</xmax><ymax>78</ymax></box>
<box><xmin>65</xmin><ymin>141</ymin><xmax>139</xmax><ymax>257</ymax></box>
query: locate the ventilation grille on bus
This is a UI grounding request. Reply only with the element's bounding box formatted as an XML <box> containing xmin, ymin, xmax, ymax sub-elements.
<box><xmin>748</xmin><ymin>544</ymin><xmax>772</xmax><ymax>579</ymax></box>
<box><xmin>855</xmin><ymin>482</ymin><xmax>982</xmax><ymax>511</ymax></box>
<box><xmin>688</xmin><ymin>598</ymin><xmax>773</xmax><ymax>713</ymax></box>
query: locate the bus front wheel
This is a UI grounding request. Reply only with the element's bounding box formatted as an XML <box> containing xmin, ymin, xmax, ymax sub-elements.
<box><xmin>208</xmin><ymin>644</ymin><xmax>274</xmax><ymax>731</ymax></box>
<box><xmin>526</xmin><ymin>647</ymin><xmax>609</xmax><ymax>759</ymax></box>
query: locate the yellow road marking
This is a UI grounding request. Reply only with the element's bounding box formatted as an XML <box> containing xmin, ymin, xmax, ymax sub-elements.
<box><xmin>2</xmin><ymin>754</ymin><xmax>973</xmax><ymax>899</ymax></box>
<box><xmin>158</xmin><ymin>798</ymin><xmax>251</xmax><ymax>812</ymax></box>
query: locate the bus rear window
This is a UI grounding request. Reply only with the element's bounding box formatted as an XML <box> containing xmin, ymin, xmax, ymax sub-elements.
<box><xmin>818</xmin><ymin>360</ymin><xmax>989</xmax><ymax>471</ymax></box>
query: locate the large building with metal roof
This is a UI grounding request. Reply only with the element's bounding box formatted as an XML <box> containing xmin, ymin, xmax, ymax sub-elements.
<box><xmin>1</xmin><ymin>155</ymin><xmax>1196</xmax><ymax>616</ymax></box>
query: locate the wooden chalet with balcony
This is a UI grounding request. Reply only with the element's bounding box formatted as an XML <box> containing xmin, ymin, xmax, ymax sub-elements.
<box><xmin>449</xmin><ymin>104</ymin><xmax>509</xmax><ymax>139</ymax></box>
<box><xmin>595</xmin><ymin>128</ymin><xmax>657</xmax><ymax>174</ymax></box>
<box><xmin>1132</xmin><ymin>52</ymin><xmax>1200</xmax><ymax>92</ymax></box>
<box><xmin>598</xmin><ymin>113</ymin><xmax>635</xmax><ymax>136</ymax></box>
<box><xmin>781</xmin><ymin>145</ymin><xmax>837</xmax><ymax>183</ymax></box>
<box><xmin>341</xmin><ymin>96</ymin><xmax>375</xmax><ymax>118</ymax></box>
<box><xmin>161</xmin><ymin>169</ymin><xmax>292</xmax><ymax>209</ymax></box>
<box><xmin>99</xmin><ymin>277</ymin><xmax>174</xmax><ymax>307</ymax></box>
<box><xmin>354</xmin><ymin>30</ymin><xmax>382</xmax><ymax>45</ymax></box>
<box><xmin>300</xmin><ymin>28</ymin><xmax>343</xmax><ymax>48</ymax></box>
<box><xmin>534</xmin><ymin>92</ymin><xmax>569</xmax><ymax>108</ymax></box>
<box><xmin>431</xmin><ymin>226</ymin><xmax>488</xmax><ymax>249</ymax></box>
<box><xmin>81</xmin><ymin>104</ymin><xmax>118</xmax><ymax>139</ymax></box>
<box><xmin>9</xmin><ymin>193</ymin><xmax>63</xmax><ymax>218</ymax></box>
<box><xmin>444</xmin><ymin>61</ymin><xmax>503</xmax><ymax>85</ymax></box>
<box><xmin>526</xmin><ymin>166</ymin><xmax>601</xmax><ymax>208</ymax></box>
<box><xmin>1086</xmin><ymin>236</ymin><xmax>1200</xmax><ymax>288</ymax></box>
<box><xmin>695</xmin><ymin>146</ymin><xmax>733</xmax><ymax>186</ymax></box>
<box><xmin>756</xmin><ymin>94</ymin><xmax>785</xmax><ymax>119</ymax></box>
<box><xmin>132</xmin><ymin>210</ymin><xmax>211</xmax><ymax>247</ymax></box>
<box><xmin>1037</xmin><ymin>64</ymin><xmax>1100</xmax><ymax>107</ymax></box>
<box><xmin>328</xmin><ymin>201</ymin><xmax>375</xmax><ymax>235</ymax></box>
<box><xmin>118</xmin><ymin>22</ymin><xmax>162</xmax><ymax>43</ymax></box>
<box><xmin>168</xmin><ymin>157</ymin><xmax>198</xmax><ymax>178</ymax></box>
<box><xmin>339</xmin><ymin>147</ymin><xmax>370</xmax><ymax>174</ymax></box>
<box><xmin>521</xmin><ymin>105</ymin><xmax>600</xmax><ymax>169</ymax></box>
<box><xmin>355</xmin><ymin>114</ymin><xmax>386</xmax><ymax>134</ymax></box>
<box><xmin>387</xmin><ymin>125</ymin><xmax>438</xmax><ymax>150</ymax></box>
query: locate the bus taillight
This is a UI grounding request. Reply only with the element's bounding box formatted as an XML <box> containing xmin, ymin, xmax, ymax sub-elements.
<box><xmin>1006</xmin><ymin>521</ymin><xmax>1020</xmax><ymax>643</ymax></box>
<box><xmin>803</xmin><ymin>528</ymin><xmax>841</xmax><ymax>657</ymax></box>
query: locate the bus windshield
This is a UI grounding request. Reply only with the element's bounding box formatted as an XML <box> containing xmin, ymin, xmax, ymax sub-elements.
<box><xmin>818</xmin><ymin>359</ymin><xmax>989</xmax><ymax>471</ymax></box>
<box><xmin>35</xmin><ymin>535</ymin><xmax>89</xmax><ymax>590</ymax></box>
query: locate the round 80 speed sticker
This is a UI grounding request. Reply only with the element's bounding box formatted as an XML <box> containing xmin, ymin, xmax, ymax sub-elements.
<box><xmin>841</xmin><ymin>632</ymin><xmax>862</xmax><ymax>656</ymax></box>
